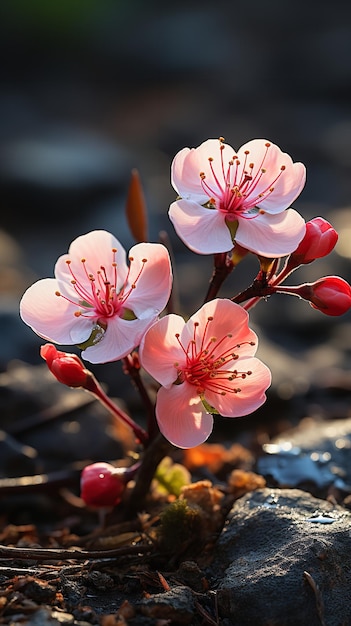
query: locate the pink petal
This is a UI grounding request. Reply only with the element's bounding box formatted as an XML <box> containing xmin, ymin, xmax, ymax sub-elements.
<box><xmin>82</xmin><ymin>316</ymin><xmax>157</xmax><ymax>364</ymax></box>
<box><xmin>188</xmin><ymin>298</ymin><xmax>258</xmax><ymax>356</ymax></box>
<box><xmin>156</xmin><ymin>383</ymin><xmax>214</xmax><ymax>448</ymax></box>
<box><xmin>171</xmin><ymin>142</ymin><xmax>216</xmax><ymax>203</ymax></box>
<box><xmin>205</xmin><ymin>357</ymin><xmax>271</xmax><ymax>417</ymax></box>
<box><xmin>257</xmin><ymin>162</ymin><xmax>306</xmax><ymax>213</ymax></box>
<box><xmin>125</xmin><ymin>242</ymin><xmax>172</xmax><ymax>318</ymax></box>
<box><xmin>169</xmin><ymin>199</ymin><xmax>233</xmax><ymax>254</ymax></box>
<box><xmin>55</xmin><ymin>230</ymin><xmax>128</xmax><ymax>292</ymax></box>
<box><xmin>139</xmin><ymin>314</ymin><xmax>189</xmax><ymax>388</ymax></box>
<box><xmin>20</xmin><ymin>278</ymin><xmax>91</xmax><ymax>345</ymax></box>
<box><xmin>236</xmin><ymin>209</ymin><xmax>306</xmax><ymax>257</ymax></box>
<box><xmin>235</xmin><ymin>140</ymin><xmax>306</xmax><ymax>213</ymax></box>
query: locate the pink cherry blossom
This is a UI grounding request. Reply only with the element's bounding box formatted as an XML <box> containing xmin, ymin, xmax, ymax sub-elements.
<box><xmin>169</xmin><ymin>137</ymin><xmax>306</xmax><ymax>257</ymax></box>
<box><xmin>139</xmin><ymin>298</ymin><xmax>271</xmax><ymax>448</ymax></box>
<box><xmin>20</xmin><ymin>230</ymin><xmax>172</xmax><ymax>364</ymax></box>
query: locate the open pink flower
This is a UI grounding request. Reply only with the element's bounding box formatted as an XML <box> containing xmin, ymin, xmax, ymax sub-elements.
<box><xmin>169</xmin><ymin>137</ymin><xmax>306</xmax><ymax>257</ymax></box>
<box><xmin>20</xmin><ymin>230</ymin><xmax>172</xmax><ymax>364</ymax></box>
<box><xmin>139</xmin><ymin>299</ymin><xmax>271</xmax><ymax>448</ymax></box>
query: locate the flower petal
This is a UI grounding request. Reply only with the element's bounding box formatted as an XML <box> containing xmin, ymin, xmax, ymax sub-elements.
<box><xmin>169</xmin><ymin>199</ymin><xmax>233</xmax><ymax>254</ymax></box>
<box><xmin>82</xmin><ymin>316</ymin><xmax>157</xmax><ymax>364</ymax></box>
<box><xmin>125</xmin><ymin>242</ymin><xmax>172</xmax><ymax>318</ymax></box>
<box><xmin>236</xmin><ymin>139</ymin><xmax>306</xmax><ymax>213</ymax></box>
<box><xmin>55</xmin><ymin>230</ymin><xmax>128</xmax><ymax>293</ymax></box>
<box><xmin>156</xmin><ymin>383</ymin><xmax>214</xmax><ymax>448</ymax></box>
<box><xmin>139</xmin><ymin>314</ymin><xmax>189</xmax><ymax>387</ymax></box>
<box><xmin>236</xmin><ymin>209</ymin><xmax>306</xmax><ymax>257</ymax></box>
<box><xmin>205</xmin><ymin>356</ymin><xmax>271</xmax><ymax>417</ymax></box>
<box><xmin>187</xmin><ymin>298</ymin><xmax>258</xmax><ymax>356</ymax></box>
<box><xmin>20</xmin><ymin>278</ymin><xmax>91</xmax><ymax>344</ymax></box>
<box><xmin>171</xmin><ymin>140</ymin><xmax>229</xmax><ymax>203</ymax></box>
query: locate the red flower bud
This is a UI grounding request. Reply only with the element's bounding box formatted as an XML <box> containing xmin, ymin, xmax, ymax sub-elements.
<box><xmin>289</xmin><ymin>217</ymin><xmax>338</xmax><ymax>266</ymax></box>
<box><xmin>297</xmin><ymin>276</ymin><xmax>351</xmax><ymax>316</ymax></box>
<box><xmin>40</xmin><ymin>343</ymin><xmax>89</xmax><ymax>387</ymax></box>
<box><xmin>80</xmin><ymin>462</ymin><xmax>126</xmax><ymax>508</ymax></box>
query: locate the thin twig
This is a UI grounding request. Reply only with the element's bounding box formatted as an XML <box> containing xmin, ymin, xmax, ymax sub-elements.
<box><xmin>0</xmin><ymin>543</ymin><xmax>152</xmax><ymax>561</ymax></box>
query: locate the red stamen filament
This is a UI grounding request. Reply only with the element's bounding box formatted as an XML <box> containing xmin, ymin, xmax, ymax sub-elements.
<box><xmin>175</xmin><ymin>317</ymin><xmax>255</xmax><ymax>396</ymax></box>
<box><xmin>199</xmin><ymin>139</ymin><xmax>286</xmax><ymax>219</ymax></box>
<box><xmin>55</xmin><ymin>249</ymin><xmax>147</xmax><ymax>320</ymax></box>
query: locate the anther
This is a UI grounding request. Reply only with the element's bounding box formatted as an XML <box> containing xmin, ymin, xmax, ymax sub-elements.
<box><xmin>265</xmin><ymin>142</ymin><xmax>271</xmax><ymax>147</ymax></box>
<box><xmin>280</xmin><ymin>165</ymin><xmax>286</xmax><ymax>171</ymax></box>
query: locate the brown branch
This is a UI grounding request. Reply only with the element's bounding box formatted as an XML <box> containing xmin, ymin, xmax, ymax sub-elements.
<box><xmin>0</xmin><ymin>542</ymin><xmax>152</xmax><ymax>562</ymax></box>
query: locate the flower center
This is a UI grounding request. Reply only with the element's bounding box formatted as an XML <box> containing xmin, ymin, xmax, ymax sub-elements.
<box><xmin>174</xmin><ymin>316</ymin><xmax>254</xmax><ymax>398</ymax></box>
<box><xmin>55</xmin><ymin>249</ymin><xmax>147</xmax><ymax>323</ymax></box>
<box><xmin>199</xmin><ymin>137</ymin><xmax>286</xmax><ymax>219</ymax></box>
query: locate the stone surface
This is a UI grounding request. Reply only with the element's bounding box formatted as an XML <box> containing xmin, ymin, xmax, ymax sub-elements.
<box><xmin>210</xmin><ymin>488</ymin><xmax>351</xmax><ymax>626</ymax></box>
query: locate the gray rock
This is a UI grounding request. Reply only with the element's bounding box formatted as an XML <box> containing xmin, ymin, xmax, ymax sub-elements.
<box><xmin>210</xmin><ymin>488</ymin><xmax>351</xmax><ymax>625</ymax></box>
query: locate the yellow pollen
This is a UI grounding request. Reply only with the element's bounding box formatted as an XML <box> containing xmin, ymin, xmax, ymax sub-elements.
<box><xmin>219</xmin><ymin>136</ymin><xmax>225</xmax><ymax>142</ymax></box>
<box><xmin>74</xmin><ymin>311</ymin><xmax>82</xmax><ymax>317</ymax></box>
<box><xmin>81</xmin><ymin>258</ymin><xmax>86</xmax><ymax>262</ymax></box>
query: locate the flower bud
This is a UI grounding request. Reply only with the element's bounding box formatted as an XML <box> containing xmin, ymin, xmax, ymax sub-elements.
<box><xmin>288</xmin><ymin>217</ymin><xmax>338</xmax><ymax>267</ymax></box>
<box><xmin>297</xmin><ymin>276</ymin><xmax>351</xmax><ymax>316</ymax></box>
<box><xmin>40</xmin><ymin>343</ymin><xmax>90</xmax><ymax>387</ymax></box>
<box><xmin>80</xmin><ymin>462</ymin><xmax>126</xmax><ymax>508</ymax></box>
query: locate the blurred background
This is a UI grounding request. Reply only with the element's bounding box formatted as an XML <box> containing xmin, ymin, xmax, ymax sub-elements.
<box><xmin>0</xmin><ymin>0</ymin><xmax>351</xmax><ymax>402</ymax></box>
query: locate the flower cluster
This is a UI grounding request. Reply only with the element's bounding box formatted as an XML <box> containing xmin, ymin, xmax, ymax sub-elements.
<box><xmin>19</xmin><ymin>135</ymin><xmax>351</xmax><ymax>510</ymax></box>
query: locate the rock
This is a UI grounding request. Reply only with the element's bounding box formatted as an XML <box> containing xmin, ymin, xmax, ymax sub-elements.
<box><xmin>209</xmin><ymin>488</ymin><xmax>351</xmax><ymax>626</ymax></box>
<box><xmin>139</xmin><ymin>585</ymin><xmax>195</xmax><ymax>624</ymax></box>
<box><xmin>257</xmin><ymin>416</ymin><xmax>351</xmax><ymax>496</ymax></box>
